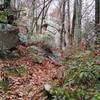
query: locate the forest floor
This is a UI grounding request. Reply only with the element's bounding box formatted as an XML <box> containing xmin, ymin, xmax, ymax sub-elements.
<box><xmin>0</xmin><ymin>45</ymin><xmax>100</xmax><ymax>100</ymax></box>
<box><xmin>0</xmin><ymin>46</ymin><xmax>66</xmax><ymax>100</ymax></box>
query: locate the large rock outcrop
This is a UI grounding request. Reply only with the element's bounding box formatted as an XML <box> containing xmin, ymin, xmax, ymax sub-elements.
<box><xmin>0</xmin><ymin>25</ymin><xmax>19</xmax><ymax>50</ymax></box>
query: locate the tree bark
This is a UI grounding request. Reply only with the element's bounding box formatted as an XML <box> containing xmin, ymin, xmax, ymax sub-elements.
<box><xmin>60</xmin><ymin>0</ymin><xmax>66</xmax><ymax>49</ymax></box>
<box><xmin>74</xmin><ymin>0</ymin><xmax>82</xmax><ymax>45</ymax></box>
<box><xmin>71</xmin><ymin>0</ymin><xmax>76</xmax><ymax>45</ymax></box>
<box><xmin>95</xmin><ymin>0</ymin><xmax>100</xmax><ymax>49</ymax></box>
<box><xmin>67</xmin><ymin>0</ymin><xmax>71</xmax><ymax>45</ymax></box>
<box><xmin>40</xmin><ymin>0</ymin><xmax>46</xmax><ymax>34</ymax></box>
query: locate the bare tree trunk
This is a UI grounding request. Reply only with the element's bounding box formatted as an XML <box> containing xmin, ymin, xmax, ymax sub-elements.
<box><xmin>31</xmin><ymin>0</ymin><xmax>52</xmax><ymax>34</ymax></box>
<box><xmin>67</xmin><ymin>0</ymin><xmax>71</xmax><ymax>45</ymax></box>
<box><xmin>44</xmin><ymin>1</ymin><xmax>51</xmax><ymax>19</ymax></box>
<box><xmin>60</xmin><ymin>0</ymin><xmax>66</xmax><ymax>49</ymax></box>
<box><xmin>71</xmin><ymin>0</ymin><xmax>76</xmax><ymax>45</ymax></box>
<box><xmin>30</xmin><ymin>0</ymin><xmax>36</xmax><ymax>34</ymax></box>
<box><xmin>74</xmin><ymin>0</ymin><xmax>82</xmax><ymax>45</ymax></box>
<box><xmin>95</xmin><ymin>0</ymin><xmax>100</xmax><ymax>49</ymax></box>
<box><xmin>40</xmin><ymin>0</ymin><xmax>45</xmax><ymax>34</ymax></box>
<box><xmin>40</xmin><ymin>0</ymin><xmax>51</xmax><ymax>34</ymax></box>
<box><xmin>71</xmin><ymin>0</ymin><xmax>82</xmax><ymax>46</ymax></box>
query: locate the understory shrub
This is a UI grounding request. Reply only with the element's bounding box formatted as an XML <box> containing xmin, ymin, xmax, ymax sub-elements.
<box><xmin>44</xmin><ymin>51</ymin><xmax>100</xmax><ymax>100</ymax></box>
<box><xmin>31</xmin><ymin>33</ymin><xmax>55</xmax><ymax>48</ymax></box>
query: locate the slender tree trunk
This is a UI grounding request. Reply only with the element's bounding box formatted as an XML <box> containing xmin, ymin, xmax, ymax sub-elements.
<box><xmin>40</xmin><ymin>0</ymin><xmax>45</xmax><ymax>34</ymax></box>
<box><xmin>30</xmin><ymin>0</ymin><xmax>36</xmax><ymax>34</ymax></box>
<box><xmin>32</xmin><ymin>0</ymin><xmax>52</xmax><ymax>33</ymax></box>
<box><xmin>44</xmin><ymin>2</ymin><xmax>51</xmax><ymax>19</ymax></box>
<box><xmin>67</xmin><ymin>0</ymin><xmax>71</xmax><ymax>45</ymax></box>
<box><xmin>71</xmin><ymin>0</ymin><xmax>76</xmax><ymax>45</ymax></box>
<box><xmin>60</xmin><ymin>0</ymin><xmax>66</xmax><ymax>49</ymax></box>
<box><xmin>95</xmin><ymin>0</ymin><xmax>100</xmax><ymax>49</ymax></box>
<box><xmin>74</xmin><ymin>0</ymin><xmax>82</xmax><ymax>45</ymax></box>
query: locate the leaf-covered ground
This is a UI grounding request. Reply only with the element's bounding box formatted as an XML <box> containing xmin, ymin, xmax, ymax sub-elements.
<box><xmin>0</xmin><ymin>54</ymin><xmax>65</xmax><ymax>100</ymax></box>
<box><xmin>0</xmin><ymin>45</ymin><xmax>99</xmax><ymax>100</ymax></box>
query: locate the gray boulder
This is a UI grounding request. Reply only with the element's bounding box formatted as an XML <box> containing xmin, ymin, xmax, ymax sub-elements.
<box><xmin>0</xmin><ymin>24</ymin><xmax>19</xmax><ymax>50</ymax></box>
